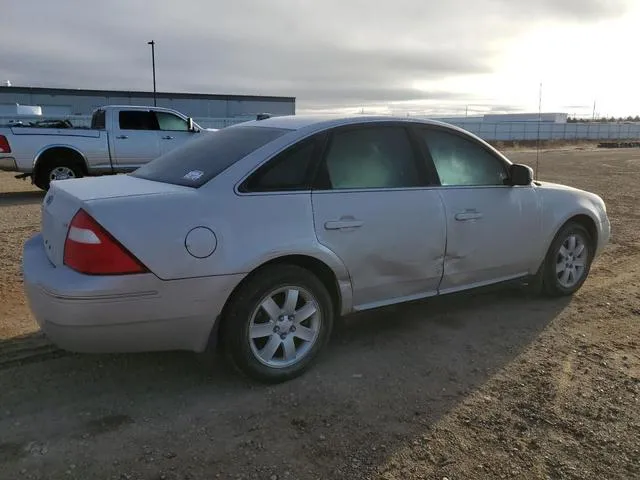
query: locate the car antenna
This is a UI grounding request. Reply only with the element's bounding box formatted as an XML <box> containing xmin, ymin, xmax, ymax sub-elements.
<box><xmin>256</xmin><ymin>113</ymin><xmax>272</xmax><ymax>121</ymax></box>
<box><xmin>535</xmin><ymin>82</ymin><xmax>542</xmax><ymax>179</ymax></box>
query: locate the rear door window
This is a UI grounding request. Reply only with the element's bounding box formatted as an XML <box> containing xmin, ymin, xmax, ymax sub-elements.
<box><xmin>316</xmin><ymin>125</ymin><xmax>423</xmax><ymax>190</ymax></box>
<box><xmin>119</xmin><ymin>111</ymin><xmax>159</xmax><ymax>130</ymax></box>
<box><xmin>240</xmin><ymin>137</ymin><xmax>319</xmax><ymax>192</ymax></box>
<box><xmin>91</xmin><ymin>109</ymin><xmax>106</xmax><ymax>129</ymax></box>
<box><xmin>131</xmin><ymin>126</ymin><xmax>290</xmax><ymax>187</ymax></box>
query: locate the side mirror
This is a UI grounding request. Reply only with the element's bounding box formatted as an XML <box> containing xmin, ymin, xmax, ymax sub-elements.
<box><xmin>509</xmin><ymin>163</ymin><xmax>533</xmax><ymax>186</ymax></box>
<box><xmin>187</xmin><ymin>117</ymin><xmax>197</xmax><ymax>132</ymax></box>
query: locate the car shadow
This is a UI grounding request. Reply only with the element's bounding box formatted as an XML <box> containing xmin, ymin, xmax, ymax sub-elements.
<box><xmin>0</xmin><ymin>191</ymin><xmax>44</xmax><ymax>207</ymax></box>
<box><xmin>0</xmin><ymin>287</ymin><xmax>570</xmax><ymax>478</ymax></box>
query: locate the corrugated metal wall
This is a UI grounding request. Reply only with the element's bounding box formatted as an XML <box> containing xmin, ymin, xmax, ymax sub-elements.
<box><xmin>0</xmin><ymin>89</ymin><xmax>295</xmax><ymax>118</ymax></box>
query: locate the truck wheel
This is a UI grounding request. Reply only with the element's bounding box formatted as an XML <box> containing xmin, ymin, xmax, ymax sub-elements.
<box><xmin>34</xmin><ymin>159</ymin><xmax>84</xmax><ymax>191</ymax></box>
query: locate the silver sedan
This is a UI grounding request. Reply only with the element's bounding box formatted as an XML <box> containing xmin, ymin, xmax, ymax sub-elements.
<box><xmin>22</xmin><ymin>115</ymin><xmax>611</xmax><ymax>383</ymax></box>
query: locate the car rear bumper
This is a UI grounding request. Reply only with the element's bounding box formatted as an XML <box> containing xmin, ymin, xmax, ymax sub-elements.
<box><xmin>22</xmin><ymin>234</ymin><xmax>244</xmax><ymax>354</ymax></box>
<box><xmin>0</xmin><ymin>156</ymin><xmax>17</xmax><ymax>171</ymax></box>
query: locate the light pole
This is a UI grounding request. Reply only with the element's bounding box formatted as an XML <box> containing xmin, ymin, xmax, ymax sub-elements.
<box><xmin>147</xmin><ymin>40</ymin><xmax>157</xmax><ymax>106</ymax></box>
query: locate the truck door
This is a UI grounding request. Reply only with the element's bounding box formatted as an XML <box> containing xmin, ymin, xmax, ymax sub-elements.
<box><xmin>155</xmin><ymin>111</ymin><xmax>198</xmax><ymax>155</ymax></box>
<box><xmin>110</xmin><ymin>109</ymin><xmax>162</xmax><ymax>170</ymax></box>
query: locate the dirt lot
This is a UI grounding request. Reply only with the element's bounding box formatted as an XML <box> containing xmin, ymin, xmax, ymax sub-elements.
<box><xmin>0</xmin><ymin>148</ymin><xmax>639</xmax><ymax>480</ymax></box>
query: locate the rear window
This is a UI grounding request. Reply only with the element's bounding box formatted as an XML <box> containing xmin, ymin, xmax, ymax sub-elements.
<box><xmin>91</xmin><ymin>109</ymin><xmax>106</xmax><ymax>129</ymax></box>
<box><xmin>131</xmin><ymin>126</ymin><xmax>289</xmax><ymax>187</ymax></box>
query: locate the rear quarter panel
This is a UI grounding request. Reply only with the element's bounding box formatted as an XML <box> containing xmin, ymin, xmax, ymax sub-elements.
<box><xmin>86</xmin><ymin>185</ymin><xmax>350</xmax><ymax>288</ymax></box>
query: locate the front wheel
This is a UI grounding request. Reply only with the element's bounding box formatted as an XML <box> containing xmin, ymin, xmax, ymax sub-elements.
<box><xmin>541</xmin><ymin>222</ymin><xmax>594</xmax><ymax>296</ymax></box>
<box><xmin>221</xmin><ymin>265</ymin><xmax>334</xmax><ymax>383</ymax></box>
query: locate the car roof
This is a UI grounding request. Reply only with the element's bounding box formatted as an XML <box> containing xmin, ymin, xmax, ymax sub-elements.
<box><xmin>232</xmin><ymin>114</ymin><xmax>512</xmax><ymax>166</ymax></box>
<box><xmin>238</xmin><ymin>114</ymin><xmax>459</xmax><ymax>132</ymax></box>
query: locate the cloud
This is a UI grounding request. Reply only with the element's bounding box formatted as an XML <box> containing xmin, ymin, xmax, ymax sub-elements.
<box><xmin>0</xmin><ymin>0</ymin><xmax>635</xmax><ymax>113</ymax></box>
<box><xmin>492</xmin><ymin>0</ymin><xmax>630</xmax><ymax>20</ymax></box>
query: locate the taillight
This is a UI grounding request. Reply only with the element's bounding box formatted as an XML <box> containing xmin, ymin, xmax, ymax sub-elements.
<box><xmin>63</xmin><ymin>209</ymin><xmax>148</xmax><ymax>275</ymax></box>
<box><xmin>0</xmin><ymin>135</ymin><xmax>11</xmax><ymax>154</ymax></box>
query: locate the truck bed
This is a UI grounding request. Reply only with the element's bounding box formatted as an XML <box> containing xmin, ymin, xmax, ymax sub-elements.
<box><xmin>9</xmin><ymin>127</ymin><xmax>101</xmax><ymax>138</ymax></box>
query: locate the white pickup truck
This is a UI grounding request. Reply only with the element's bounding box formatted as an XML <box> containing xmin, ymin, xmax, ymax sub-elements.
<box><xmin>0</xmin><ymin>105</ymin><xmax>215</xmax><ymax>190</ymax></box>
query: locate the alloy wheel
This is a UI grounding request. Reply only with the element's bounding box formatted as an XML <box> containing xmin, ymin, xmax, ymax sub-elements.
<box><xmin>248</xmin><ymin>286</ymin><xmax>321</xmax><ymax>368</ymax></box>
<box><xmin>555</xmin><ymin>232</ymin><xmax>589</xmax><ymax>288</ymax></box>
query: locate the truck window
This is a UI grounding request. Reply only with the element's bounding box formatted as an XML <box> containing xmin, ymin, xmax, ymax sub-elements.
<box><xmin>91</xmin><ymin>109</ymin><xmax>106</xmax><ymax>129</ymax></box>
<box><xmin>156</xmin><ymin>112</ymin><xmax>190</xmax><ymax>131</ymax></box>
<box><xmin>119</xmin><ymin>111</ymin><xmax>159</xmax><ymax>130</ymax></box>
<box><xmin>131</xmin><ymin>126</ymin><xmax>290</xmax><ymax>188</ymax></box>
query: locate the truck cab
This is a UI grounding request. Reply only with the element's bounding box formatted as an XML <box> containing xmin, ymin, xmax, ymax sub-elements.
<box><xmin>98</xmin><ymin>105</ymin><xmax>203</xmax><ymax>172</ymax></box>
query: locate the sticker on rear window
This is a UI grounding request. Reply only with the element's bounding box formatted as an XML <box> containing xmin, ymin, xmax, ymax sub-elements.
<box><xmin>183</xmin><ymin>170</ymin><xmax>204</xmax><ymax>181</ymax></box>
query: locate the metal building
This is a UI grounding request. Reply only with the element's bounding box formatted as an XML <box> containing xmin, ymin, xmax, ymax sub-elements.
<box><xmin>0</xmin><ymin>85</ymin><xmax>295</xmax><ymax>119</ymax></box>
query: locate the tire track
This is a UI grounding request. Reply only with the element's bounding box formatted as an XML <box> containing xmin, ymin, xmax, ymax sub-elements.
<box><xmin>0</xmin><ymin>333</ymin><xmax>68</xmax><ymax>369</ymax></box>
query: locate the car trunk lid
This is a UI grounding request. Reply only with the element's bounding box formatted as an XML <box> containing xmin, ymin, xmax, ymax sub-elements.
<box><xmin>41</xmin><ymin>175</ymin><xmax>194</xmax><ymax>267</ymax></box>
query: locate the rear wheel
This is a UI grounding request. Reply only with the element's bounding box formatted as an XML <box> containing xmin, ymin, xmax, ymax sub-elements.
<box><xmin>34</xmin><ymin>158</ymin><xmax>84</xmax><ymax>191</ymax></box>
<box><xmin>541</xmin><ymin>222</ymin><xmax>594</xmax><ymax>296</ymax></box>
<box><xmin>221</xmin><ymin>265</ymin><xmax>334</xmax><ymax>383</ymax></box>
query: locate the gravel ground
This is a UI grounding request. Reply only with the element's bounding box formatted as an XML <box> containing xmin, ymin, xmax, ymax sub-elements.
<box><xmin>0</xmin><ymin>147</ymin><xmax>639</xmax><ymax>479</ymax></box>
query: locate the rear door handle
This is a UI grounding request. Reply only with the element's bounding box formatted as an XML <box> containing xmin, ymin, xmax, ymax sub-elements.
<box><xmin>116</xmin><ymin>135</ymin><xmax>128</xmax><ymax>139</ymax></box>
<box><xmin>324</xmin><ymin>220</ymin><xmax>364</xmax><ymax>230</ymax></box>
<box><xmin>161</xmin><ymin>135</ymin><xmax>173</xmax><ymax>140</ymax></box>
<box><xmin>455</xmin><ymin>211</ymin><xmax>483</xmax><ymax>221</ymax></box>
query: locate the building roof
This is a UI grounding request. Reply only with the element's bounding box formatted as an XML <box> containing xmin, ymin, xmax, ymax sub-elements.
<box><xmin>0</xmin><ymin>86</ymin><xmax>295</xmax><ymax>103</ymax></box>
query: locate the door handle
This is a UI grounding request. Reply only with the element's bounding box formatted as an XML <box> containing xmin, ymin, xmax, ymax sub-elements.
<box><xmin>161</xmin><ymin>135</ymin><xmax>174</xmax><ymax>140</ymax></box>
<box><xmin>116</xmin><ymin>135</ymin><xmax>128</xmax><ymax>139</ymax></box>
<box><xmin>455</xmin><ymin>211</ymin><xmax>483</xmax><ymax>221</ymax></box>
<box><xmin>324</xmin><ymin>219</ymin><xmax>364</xmax><ymax>230</ymax></box>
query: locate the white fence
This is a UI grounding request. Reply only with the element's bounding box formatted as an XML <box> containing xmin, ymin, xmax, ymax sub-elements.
<box><xmin>2</xmin><ymin>114</ymin><xmax>640</xmax><ymax>141</ymax></box>
<box><xmin>445</xmin><ymin>121</ymin><xmax>640</xmax><ymax>141</ymax></box>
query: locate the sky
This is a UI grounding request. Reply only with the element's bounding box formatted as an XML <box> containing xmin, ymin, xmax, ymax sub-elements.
<box><xmin>2</xmin><ymin>0</ymin><xmax>639</xmax><ymax>118</ymax></box>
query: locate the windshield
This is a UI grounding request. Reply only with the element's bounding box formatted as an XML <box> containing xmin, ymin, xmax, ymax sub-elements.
<box><xmin>130</xmin><ymin>125</ymin><xmax>290</xmax><ymax>187</ymax></box>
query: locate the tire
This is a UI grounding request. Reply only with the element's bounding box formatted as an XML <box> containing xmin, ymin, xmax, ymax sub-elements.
<box><xmin>541</xmin><ymin>221</ymin><xmax>594</xmax><ymax>297</ymax></box>
<box><xmin>221</xmin><ymin>264</ymin><xmax>334</xmax><ymax>383</ymax></box>
<box><xmin>34</xmin><ymin>159</ymin><xmax>84</xmax><ymax>191</ymax></box>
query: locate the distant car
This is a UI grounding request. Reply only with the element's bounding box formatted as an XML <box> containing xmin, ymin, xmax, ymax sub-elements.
<box><xmin>22</xmin><ymin>115</ymin><xmax>611</xmax><ymax>383</ymax></box>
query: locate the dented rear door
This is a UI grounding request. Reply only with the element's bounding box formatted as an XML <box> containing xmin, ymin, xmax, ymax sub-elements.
<box><xmin>310</xmin><ymin>123</ymin><xmax>447</xmax><ymax>310</ymax></box>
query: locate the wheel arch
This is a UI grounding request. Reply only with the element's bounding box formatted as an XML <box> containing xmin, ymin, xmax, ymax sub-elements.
<box><xmin>210</xmin><ymin>253</ymin><xmax>349</xmax><ymax>350</ymax></box>
<box><xmin>551</xmin><ymin>212</ymin><xmax>599</xmax><ymax>254</ymax></box>
<box><xmin>33</xmin><ymin>145</ymin><xmax>89</xmax><ymax>176</ymax></box>
<box><xmin>536</xmin><ymin>211</ymin><xmax>600</xmax><ymax>274</ymax></box>
<box><xmin>567</xmin><ymin>213</ymin><xmax>598</xmax><ymax>249</ymax></box>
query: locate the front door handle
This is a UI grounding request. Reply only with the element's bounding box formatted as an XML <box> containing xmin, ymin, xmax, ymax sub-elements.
<box><xmin>161</xmin><ymin>135</ymin><xmax>174</xmax><ymax>140</ymax></box>
<box><xmin>116</xmin><ymin>135</ymin><xmax>128</xmax><ymax>139</ymax></box>
<box><xmin>324</xmin><ymin>219</ymin><xmax>364</xmax><ymax>230</ymax></box>
<box><xmin>455</xmin><ymin>211</ymin><xmax>483</xmax><ymax>221</ymax></box>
